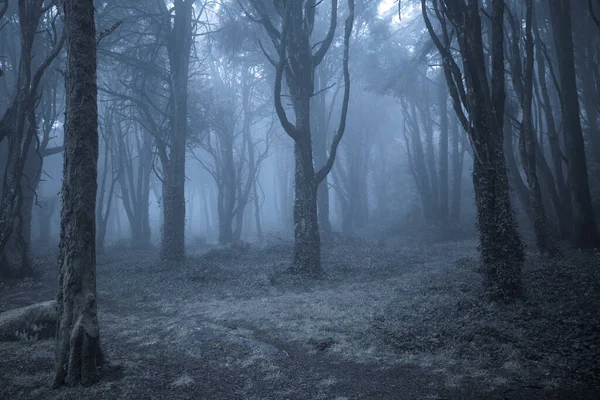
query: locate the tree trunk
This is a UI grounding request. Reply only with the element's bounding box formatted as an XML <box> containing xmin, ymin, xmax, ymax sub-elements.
<box><xmin>161</xmin><ymin>0</ymin><xmax>193</xmax><ymax>260</ymax></box>
<box><xmin>438</xmin><ymin>77</ymin><xmax>449</xmax><ymax>224</ymax></box>
<box><xmin>504</xmin><ymin>117</ymin><xmax>533</xmax><ymax>221</ymax></box>
<box><xmin>513</xmin><ymin>0</ymin><xmax>556</xmax><ymax>254</ymax></box>
<box><xmin>233</xmin><ymin>183</ymin><xmax>244</xmax><ymax>242</ymax></box>
<box><xmin>202</xmin><ymin>185</ymin><xmax>212</xmax><ymax>234</ymax></box>
<box><xmin>472</xmin><ymin>144</ymin><xmax>524</xmax><ymax>298</ymax></box>
<box><xmin>54</xmin><ymin>0</ymin><xmax>103</xmax><ymax>386</ymax></box>
<box><xmin>312</xmin><ymin>74</ymin><xmax>332</xmax><ymax>234</ymax></box>
<box><xmin>549</xmin><ymin>0</ymin><xmax>600</xmax><ymax>249</ymax></box>
<box><xmin>534</xmin><ymin>25</ymin><xmax>572</xmax><ymax>238</ymax></box>
<box><xmin>292</xmin><ymin>138</ymin><xmax>321</xmax><ymax>275</ymax></box>
<box><xmin>450</xmin><ymin>111</ymin><xmax>463</xmax><ymax>222</ymax></box>
<box><xmin>420</xmin><ymin>102</ymin><xmax>439</xmax><ymax>220</ymax></box>
<box><xmin>38</xmin><ymin>198</ymin><xmax>56</xmax><ymax>248</ymax></box>
<box><xmin>253</xmin><ymin>182</ymin><xmax>263</xmax><ymax>242</ymax></box>
<box><xmin>21</xmin><ymin>136</ymin><xmax>43</xmax><ymax>247</ymax></box>
<box><xmin>217</xmin><ymin>185</ymin><xmax>234</xmax><ymax>244</ymax></box>
<box><xmin>403</xmin><ymin>104</ymin><xmax>434</xmax><ymax>219</ymax></box>
<box><xmin>423</xmin><ymin>0</ymin><xmax>524</xmax><ymax>299</ymax></box>
<box><xmin>161</xmin><ymin>173</ymin><xmax>185</xmax><ymax>259</ymax></box>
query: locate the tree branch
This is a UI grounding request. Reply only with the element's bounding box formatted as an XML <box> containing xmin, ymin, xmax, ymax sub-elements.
<box><xmin>316</xmin><ymin>0</ymin><xmax>354</xmax><ymax>183</ymax></box>
<box><xmin>312</xmin><ymin>0</ymin><xmax>338</xmax><ymax>66</ymax></box>
<box><xmin>273</xmin><ymin>4</ymin><xmax>299</xmax><ymax>140</ymax></box>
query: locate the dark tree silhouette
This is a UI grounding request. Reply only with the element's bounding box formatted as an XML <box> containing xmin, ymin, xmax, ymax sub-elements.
<box><xmin>548</xmin><ymin>0</ymin><xmax>600</xmax><ymax>249</ymax></box>
<box><xmin>422</xmin><ymin>0</ymin><xmax>524</xmax><ymax>299</ymax></box>
<box><xmin>248</xmin><ymin>0</ymin><xmax>355</xmax><ymax>274</ymax></box>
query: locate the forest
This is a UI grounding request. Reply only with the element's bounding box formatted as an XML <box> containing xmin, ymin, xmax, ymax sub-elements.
<box><xmin>0</xmin><ymin>0</ymin><xmax>599</xmax><ymax>398</ymax></box>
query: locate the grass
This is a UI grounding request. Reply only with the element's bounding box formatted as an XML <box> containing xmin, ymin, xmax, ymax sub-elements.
<box><xmin>0</xmin><ymin>236</ymin><xmax>599</xmax><ymax>399</ymax></box>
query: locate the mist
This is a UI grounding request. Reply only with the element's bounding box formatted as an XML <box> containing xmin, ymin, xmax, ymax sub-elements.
<box><xmin>1</xmin><ymin>0</ymin><xmax>599</xmax><ymax>398</ymax></box>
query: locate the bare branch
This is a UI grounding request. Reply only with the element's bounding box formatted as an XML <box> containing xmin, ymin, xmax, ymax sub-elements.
<box><xmin>316</xmin><ymin>0</ymin><xmax>354</xmax><ymax>183</ymax></box>
<box><xmin>273</xmin><ymin>5</ymin><xmax>299</xmax><ymax>140</ymax></box>
<box><xmin>312</xmin><ymin>0</ymin><xmax>338</xmax><ymax>66</ymax></box>
<box><xmin>97</xmin><ymin>20</ymin><xmax>123</xmax><ymax>45</ymax></box>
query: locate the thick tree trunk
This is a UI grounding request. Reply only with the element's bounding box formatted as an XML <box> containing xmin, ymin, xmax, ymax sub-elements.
<box><xmin>54</xmin><ymin>0</ymin><xmax>103</xmax><ymax>387</ymax></box>
<box><xmin>549</xmin><ymin>0</ymin><xmax>600</xmax><ymax>248</ymax></box>
<box><xmin>217</xmin><ymin>180</ymin><xmax>235</xmax><ymax>244</ymax></box>
<box><xmin>161</xmin><ymin>174</ymin><xmax>186</xmax><ymax>260</ymax></box>
<box><xmin>292</xmin><ymin>139</ymin><xmax>321</xmax><ymax>275</ymax></box>
<box><xmin>472</xmin><ymin>144</ymin><xmax>524</xmax><ymax>299</ymax></box>
<box><xmin>423</xmin><ymin>0</ymin><xmax>524</xmax><ymax>298</ymax></box>
<box><xmin>475</xmin><ymin>0</ymin><xmax>524</xmax><ymax>298</ymax></box>
<box><xmin>161</xmin><ymin>0</ymin><xmax>193</xmax><ymax>260</ymax></box>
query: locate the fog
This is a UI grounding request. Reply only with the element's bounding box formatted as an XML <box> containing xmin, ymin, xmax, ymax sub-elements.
<box><xmin>1</xmin><ymin>0</ymin><xmax>599</xmax><ymax>398</ymax></box>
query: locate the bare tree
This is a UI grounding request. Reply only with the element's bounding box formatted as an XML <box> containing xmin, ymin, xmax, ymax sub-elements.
<box><xmin>0</xmin><ymin>0</ymin><xmax>64</xmax><ymax>277</ymax></box>
<box><xmin>422</xmin><ymin>0</ymin><xmax>524</xmax><ymax>299</ymax></box>
<box><xmin>507</xmin><ymin>1</ymin><xmax>556</xmax><ymax>254</ymax></box>
<box><xmin>247</xmin><ymin>0</ymin><xmax>355</xmax><ymax>274</ymax></box>
<box><xmin>96</xmin><ymin>106</ymin><xmax>121</xmax><ymax>253</ymax></box>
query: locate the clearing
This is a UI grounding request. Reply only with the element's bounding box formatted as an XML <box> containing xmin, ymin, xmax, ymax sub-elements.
<box><xmin>0</xmin><ymin>235</ymin><xmax>599</xmax><ymax>399</ymax></box>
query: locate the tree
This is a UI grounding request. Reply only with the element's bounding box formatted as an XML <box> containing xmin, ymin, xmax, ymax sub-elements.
<box><xmin>422</xmin><ymin>0</ymin><xmax>524</xmax><ymax>299</ymax></box>
<box><xmin>533</xmin><ymin>17</ymin><xmax>572</xmax><ymax>239</ymax></box>
<box><xmin>0</xmin><ymin>0</ymin><xmax>64</xmax><ymax>277</ymax></box>
<box><xmin>248</xmin><ymin>0</ymin><xmax>355</xmax><ymax>274</ymax></box>
<box><xmin>159</xmin><ymin>0</ymin><xmax>194</xmax><ymax>260</ymax></box>
<box><xmin>331</xmin><ymin>93</ymin><xmax>379</xmax><ymax>233</ymax></box>
<box><xmin>96</xmin><ymin>106</ymin><xmax>121</xmax><ymax>253</ymax></box>
<box><xmin>189</xmin><ymin>59</ymin><xmax>272</xmax><ymax>244</ymax></box>
<box><xmin>507</xmin><ymin>1</ymin><xmax>555</xmax><ymax>254</ymax></box>
<box><xmin>438</xmin><ymin>74</ymin><xmax>449</xmax><ymax>225</ymax></box>
<box><xmin>548</xmin><ymin>0</ymin><xmax>600</xmax><ymax>249</ymax></box>
<box><xmin>449</xmin><ymin>110</ymin><xmax>465</xmax><ymax>223</ymax></box>
<box><xmin>53</xmin><ymin>0</ymin><xmax>103</xmax><ymax>386</ymax></box>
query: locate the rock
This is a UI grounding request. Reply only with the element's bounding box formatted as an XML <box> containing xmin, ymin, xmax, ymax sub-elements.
<box><xmin>0</xmin><ymin>300</ymin><xmax>56</xmax><ymax>341</ymax></box>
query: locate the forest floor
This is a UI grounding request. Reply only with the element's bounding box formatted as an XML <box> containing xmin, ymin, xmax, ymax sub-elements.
<box><xmin>0</xmin><ymin>233</ymin><xmax>599</xmax><ymax>399</ymax></box>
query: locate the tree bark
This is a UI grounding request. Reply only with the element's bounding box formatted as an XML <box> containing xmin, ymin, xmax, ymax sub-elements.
<box><xmin>160</xmin><ymin>0</ymin><xmax>193</xmax><ymax>260</ymax></box>
<box><xmin>292</xmin><ymin>139</ymin><xmax>321</xmax><ymax>274</ymax></box>
<box><xmin>54</xmin><ymin>0</ymin><xmax>103</xmax><ymax>386</ymax></box>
